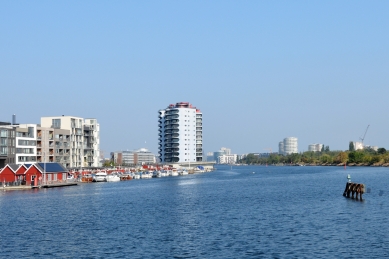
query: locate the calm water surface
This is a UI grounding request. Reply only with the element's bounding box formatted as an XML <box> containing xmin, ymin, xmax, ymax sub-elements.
<box><xmin>1</xmin><ymin>165</ymin><xmax>389</xmax><ymax>258</ymax></box>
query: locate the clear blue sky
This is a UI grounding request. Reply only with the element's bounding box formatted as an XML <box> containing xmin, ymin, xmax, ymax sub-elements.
<box><xmin>1</xmin><ymin>1</ymin><xmax>388</xmax><ymax>156</ymax></box>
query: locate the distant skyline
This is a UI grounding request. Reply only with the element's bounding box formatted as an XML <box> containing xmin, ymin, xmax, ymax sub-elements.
<box><xmin>1</xmin><ymin>1</ymin><xmax>388</xmax><ymax>156</ymax></box>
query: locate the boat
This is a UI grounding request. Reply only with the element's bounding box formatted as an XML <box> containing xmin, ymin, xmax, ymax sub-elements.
<box><xmin>67</xmin><ymin>174</ymin><xmax>75</xmax><ymax>182</ymax></box>
<box><xmin>133</xmin><ymin>173</ymin><xmax>141</xmax><ymax>180</ymax></box>
<box><xmin>152</xmin><ymin>171</ymin><xmax>161</xmax><ymax>178</ymax></box>
<box><xmin>106</xmin><ymin>172</ymin><xmax>121</xmax><ymax>182</ymax></box>
<box><xmin>171</xmin><ymin>169</ymin><xmax>178</xmax><ymax>177</ymax></box>
<box><xmin>93</xmin><ymin>172</ymin><xmax>107</xmax><ymax>182</ymax></box>
<box><xmin>179</xmin><ymin>169</ymin><xmax>188</xmax><ymax>176</ymax></box>
<box><xmin>81</xmin><ymin>174</ymin><xmax>93</xmax><ymax>182</ymax></box>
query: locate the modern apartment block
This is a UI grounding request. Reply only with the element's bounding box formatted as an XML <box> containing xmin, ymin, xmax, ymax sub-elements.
<box><xmin>41</xmin><ymin>116</ymin><xmax>100</xmax><ymax>168</ymax></box>
<box><xmin>279</xmin><ymin>137</ymin><xmax>298</xmax><ymax>155</ymax></box>
<box><xmin>84</xmin><ymin>119</ymin><xmax>100</xmax><ymax>167</ymax></box>
<box><xmin>158</xmin><ymin>102</ymin><xmax>203</xmax><ymax>163</ymax></box>
<box><xmin>0</xmin><ymin>122</ymin><xmax>16</xmax><ymax>167</ymax></box>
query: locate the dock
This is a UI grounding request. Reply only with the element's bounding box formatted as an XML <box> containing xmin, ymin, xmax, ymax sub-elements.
<box><xmin>34</xmin><ymin>182</ymin><xmax>78</xmax><ymax>188</ymax></box>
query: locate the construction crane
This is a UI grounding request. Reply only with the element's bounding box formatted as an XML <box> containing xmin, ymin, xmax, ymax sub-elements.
<box><xmin>359</xmin><ymin>125</ymin><xmax>370</xmax><ymax>145</ymax></box>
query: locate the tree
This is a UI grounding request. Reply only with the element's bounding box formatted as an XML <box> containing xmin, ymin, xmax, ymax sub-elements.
<box><xmin>378</xmin><ymin>148</ymin><xmax>386</xmax><ymax>154</ymax></box>
<box><xmin>349</xmin><ymin>141</ymin><xmax>355</xmax><ymax>151</ymax></box>
<box><xmin>348</xmin><ymin>151</ymin><xmax>365</xmax><ymax>164</ymax></box>
<box><xmin>325</xmin><ymin>146</ymin><xmax>330</xmax><ymax>152</ymax></box>
<box><xmin>321</xmin><ymin>145</ymin><xmax>325</xmax><ymax>152</ymax></box>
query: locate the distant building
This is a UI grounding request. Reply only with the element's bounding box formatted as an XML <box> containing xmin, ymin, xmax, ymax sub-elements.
<box><xmin>353</xmin><ymin>141</ymin><xmax>364</xmax><ymax>150</ymax></box>
<box><xmin>206</xmin><ymin>152</ymin><xmax>214</xmax><ymax>162</ymax></box>
<box><xmin>217</xmin><ymin>154</ymin><xmax>237</xmax><ymax>164</ymax></box>
<box><xmin>278</xmin><ymin>141</ymin><xmax>284</xmax><ymax>155</ymax></box>
<box><xmin>113</xmin><ymin>148</ymin><xmax>156</xmax><ymax>165</ymax></box>
<box><xmin>212</xmin><ymin>147</ymin><xmax>238</xmax><ymax>164</ymax></box>
<box><xmin>308</xmin><ymin>144</ymin><xmax>323</xmax><ymax>152</ymax></box>
<box><xmin>364</xmin><ymin>145</ymin><xmax>378</xmax><ymax>151</ymax></box>
<box><xmin>158</xmin><ymin>102</ymin><xmax>203</xmax><ymax>163</ymax></box>
<box><xmin>279</xmin><ymin>137</ymin><xmax>298</xmax><ymax>155</ymax></box>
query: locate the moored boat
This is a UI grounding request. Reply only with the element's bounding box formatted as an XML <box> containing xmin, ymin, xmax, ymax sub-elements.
<box><xmin>93</xmin><ymin>172</ymin><xmax>107</xmax><ymax>182</ymax></box>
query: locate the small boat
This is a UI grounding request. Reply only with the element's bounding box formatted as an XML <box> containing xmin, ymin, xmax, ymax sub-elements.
<box><xmin>67</xmin><ymin>174</ymin><xmax>75</xmax><ymax>182</ymax></box>
<box><xmin>81</xmin><ymin>174</ymin><xmax>93</xmax><ymax>182</ymax></box>
<box><xmin>179</xmin><ymin>169</ymin><xmax>188</xmax><ymax>176</ymax></box>
<box><xmin>93</xmin><ymin>172</ymin><xmax>107</xmax><ymax>182</ymax></box>
<box><xmin>152</xmin><ymin>171</ymin><xmax>162</xmax><ymax>178</ymax></box>
<box><xmin>106</xmin><ymin>172</ymin><xmax>121</xmax><ymax>182</ymax></box>
<box><xmin>133</xmin><ymin>173</ymin><xmax>141</xmax><ymax>180</ymax></box>
<box><xmin>171</xmin><ymin>170</ymin><xmax>178</xmax><ymax>177</ymax></box>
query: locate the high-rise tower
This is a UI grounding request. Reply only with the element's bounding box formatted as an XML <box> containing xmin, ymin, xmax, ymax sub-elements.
<box><xmin>158</xmin><ymin>102</ymin><xmax>203</xmax><ymax>163</ymax></box>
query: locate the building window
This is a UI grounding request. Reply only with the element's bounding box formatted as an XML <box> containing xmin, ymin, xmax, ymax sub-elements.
<box><xmin>0</xmin><ymin>130</ymin><xmax>7</xmax><ymax>138</ymax></box>
<box><xmin>52</xmin><ymin>119</ymin><xmax>61</xmax><ymax>129</ymax></box>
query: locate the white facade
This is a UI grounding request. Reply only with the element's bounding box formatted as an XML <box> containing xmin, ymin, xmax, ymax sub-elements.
<box><xmin>15</xmin><ymin>124</ymin><xmax>37</xmax><ymax>164</ymax></box>
<box><xmin>84</xmin><ymin>118</ymin><xmax>101</xmax><ymax>167</ymax></box>
<box><xmin>283</xmin><ymin>137</ymin><xmax>298</xmax><ymax>155</ymax></box>
<box><xmin>217</xmin><ymin>154</ymin><xmax>237</xmax><ymax>164</ymax></box>
<box><xmin>158</xmin><ymin>102</ymin><xmax>203</xmax><ymax>163</ymax></box>
<box><xmin>354</xmin><ymin>141</ymin><xmax>364</xmax><ymax>150</ymax></box>
<box><xmin>308</xmin><ymin>143</ymin><xmax>323</xmax><ymax>152</ymax></box>
<box><xmin>278</xmin><ymin>141</ymin><xmax>284</xmax><ymax>155</ymax></box>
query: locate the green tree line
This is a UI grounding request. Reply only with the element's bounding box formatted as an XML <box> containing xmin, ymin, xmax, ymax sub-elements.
<box><xmin>240</xmin><ymin>148</ymin><xmax>389</xmax><ymax>166</ymax></box>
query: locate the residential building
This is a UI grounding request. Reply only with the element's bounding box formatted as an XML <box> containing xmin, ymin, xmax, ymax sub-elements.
<box><xmin>206</xmin><ymin>152</ymin><xmax>214</xmax><ymax>162</ymax></box>
<box><xmin>353</xmin><ymin>141</ymin><xmax>364</xmax><ymax>150</ymax></box>
<box><xmin>217</xmin><ymin>154</ymin><xmax>237</xmax><ymax>164</ymax></box>
<box><xmin>308</xmin><ymin>144</ymin><xmax>323</xmax><ymax>152</ymax></box>
<box><xmin>41</xmin><ymin>116</ymin><xmax>100</xmax><ymax>168</ymax></box>
<box><xmin>0</xmin><ymin>122</ymin><xmax>16</xmax><ymax>167</ymax></box>
<box><xmin>158</xmin><ymin>102</ymin><xmax>202</xmax><ymax>163</ymax></box>
<box><xmin>280</xmin><ymin>137</ymin><xmax>298</xmax><ymax>155</ymax></box>
<box><xmin>15</xmin><ymin>124</ymin><xmax>37</xmax><ymax>164</ymax></box>
<box><xmin>83</xmin><ymin>119</ymin><xmax>100</xmax><ymax>167</ymax></box>
<box><xmin>116</xmin><ymin>148</ymin><xmax>156</xmax><ymax>165</ymax></box>
<box><xmin>278</xmin><ymin>141</ymin><xmax>284</xmax><ymax>155</ymax></box>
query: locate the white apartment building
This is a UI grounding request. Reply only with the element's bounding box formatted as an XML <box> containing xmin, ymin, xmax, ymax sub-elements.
<box><xmin>308</xmin><ymin>143</ymin><xmax>323</xmax><ymax>152</ymax></box>
<box><xmin>280</xmin><ymin>137</ymin><xmax>298</xmax><ymax>155</ymax></box>
<box><xmin>84</xmin><ymin>118</ymin><xmax>101</xmax><ymax>167</ymax></box>
<box><xmin>41</xmin><ymin>116</ymin><xmax>100</xmax><ymax>168</ymax></box>
<box><xmin>217</xmin><ymin>154</ymin><xmax>237</xmax><ymax>164</ymax></box>
<box><xmin>278</xmin><ymin>141</ymin><xmax>284</xmax><ymax>155</ymax></box>
<box><xmin>158</xmin><ymin>102</ymin><xmax>203</xmax><ymax>163</ymax></box>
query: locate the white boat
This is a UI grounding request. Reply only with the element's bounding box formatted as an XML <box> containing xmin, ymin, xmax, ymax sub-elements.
<box><xmin>106</xmin><ymin>172</ymin><xmax>121</xmax><ymax>182</ymax></box>
<box><xmin>179</xmin><ymin>169</ymin><xmax>188</xmax><ymax>176</ymax></box>
<box><xmin>152</xmin><ymin>171</ymin><xmax>161</xmax><ymax>178</ymax></box>
<box><xmin>171</xmin><ymin>170</ymin><xmax>179</xmax><ymax>177</ymax></box>
<box><xmin>93</xmin><ymin>172</ymin><xmax>107</xmax><ymax>182</ymax></box>
<box><xmin>133</xmin><ymin>173</ymin><xmax>140</xmax><ymax>180</ymax></box>
<box><xmin>67</xmin><ymin>174</ymin><xmax>75</xmax><ymax>182</ymax></box>
<box><xmin>141</xmin><ymin>172</ymin><xmax>152</xmax><ymax>179</ymax></box>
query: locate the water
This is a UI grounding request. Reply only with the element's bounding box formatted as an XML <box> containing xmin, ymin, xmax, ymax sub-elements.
<box><xmin>1</xmin><ymin>165</ymin><xmax>388</xmax><ymax>258</ymax></box>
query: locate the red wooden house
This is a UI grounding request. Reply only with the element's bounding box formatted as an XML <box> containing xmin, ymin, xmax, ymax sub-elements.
<box><xmin>0</xmin><ymin>164</ymin><xmax>19</xmax><ymax>184</ymax></box>
<box><xmin>17</xmin><ymin>163</ymin><xmax>69</xmax><ymax>186</ymax></box>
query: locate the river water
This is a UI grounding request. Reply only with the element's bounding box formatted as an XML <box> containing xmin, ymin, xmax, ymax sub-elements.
<box><xmin>1</xmin><ymin>165</ymin><xmax>388</xmax><ymax>258</ymax></box>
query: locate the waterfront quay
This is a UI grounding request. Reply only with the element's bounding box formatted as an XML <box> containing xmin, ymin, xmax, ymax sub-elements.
<box><xmin>0</xmin><ymin>161</ymin><xmax>216</xmax><ymax>190</ymax></box>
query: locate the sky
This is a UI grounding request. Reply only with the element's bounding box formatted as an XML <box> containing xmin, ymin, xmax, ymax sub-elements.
<box><xmin>1</xmin><ymin>1</ymin><xmax>388</xmax><ymax>157</ymax></box>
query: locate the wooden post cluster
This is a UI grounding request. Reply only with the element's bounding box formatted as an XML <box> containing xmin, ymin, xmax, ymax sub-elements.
<box><xmin>343</xmin><ymin>182</ymin><xmax>365</xmax><ymax>200</ymax></box>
